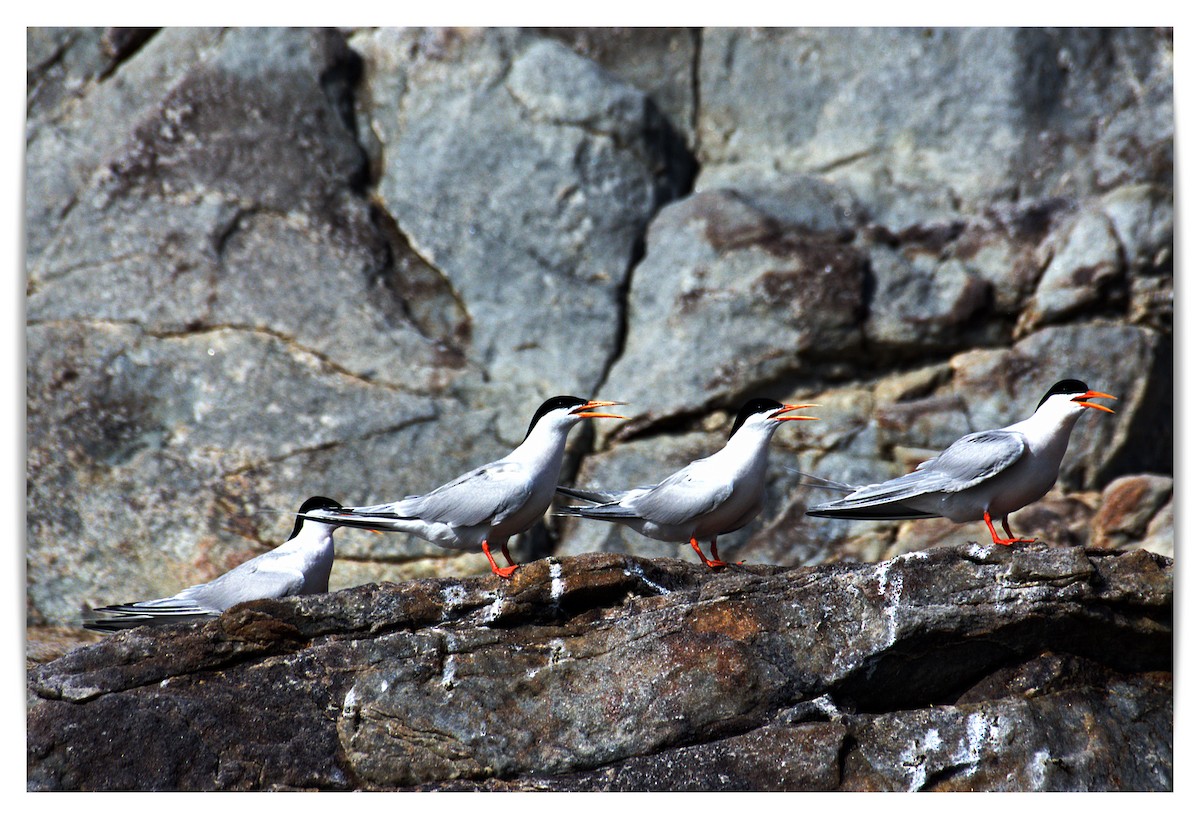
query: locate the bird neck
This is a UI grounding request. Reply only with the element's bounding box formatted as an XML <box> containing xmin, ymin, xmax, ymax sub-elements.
<box><xmin>1008</xmin><ymin>404</ymin><xmax>1084</xmax><ymax>456</ymax></box>
<box><xmin>289</xmin><ymin>523</ymin><xmax>337</xmax><ymax>556</ymax></box>
<box><xmin>509</xmin><ymin>422</ymin><xmax>572</xmax><ymax>474</ymax></box>
<box><xmin>714</xmin><ymin>425</ymin><xmax>777</xmax><ymax>477</ymax></box>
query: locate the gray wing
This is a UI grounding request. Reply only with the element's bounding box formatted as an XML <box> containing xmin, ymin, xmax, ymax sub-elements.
<box><xmin>909</xmin><ymin>429</ymin><xmax>1028</xmax><ymax>491</ymax></box>
<box><xmin>82</xmin><ymin>602</ymin><xmax>219</xmax><ymax>631</ymax></box>
<box><xmin>809</xmin><ymin>429</ymin><xmax>1027</xmax><ymax>513</ymax></box>
<box><xmin>177</xmin><ymin>551</ymin><xmax>310</xmax><ymax>610</ymax></box>
<box><xmin>84</xmin><ymin>550</ymin><xmax>310</xmax><ymax>632</ymax></box>
<box><xmin>623</xmin><ymin>466</ymin><xmax>736</xmax><ymax>527</ymax></box>
<box><xmin>555</xmin><ymin>485</ymin><xmax>624</xmax><ymax>504</ymax></box>
<box><xmin>387</xmin><ymin>459</ymin><xmax>530</xmax><ymax>527</ymax></box>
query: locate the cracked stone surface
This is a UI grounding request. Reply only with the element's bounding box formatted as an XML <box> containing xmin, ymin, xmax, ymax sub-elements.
<box><xmin>26</xmin><ymin>545</ymin><xmax>1172</xmax><ymax>791</ymax></box>
<box><xmin>27</xmin><ymin>26</ymin><xmax>1172</xmax><ymax>653</ymax></box>
<box><xmin>695</xmin><ymin>28</ymin><xmax>1173</xmax><ymax>230</ymax></box>
<box><xmin>351</xmin><ymin>28</ymin><xmax>690</xmax><ymax>436</ymax></box>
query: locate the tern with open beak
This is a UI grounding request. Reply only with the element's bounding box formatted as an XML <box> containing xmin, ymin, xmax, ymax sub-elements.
<box><xmin>805</xmin><ymin>379</ymin><xmax>1116</xmax><ymax>545</ymax></box>
<box><xmin>301</xmin><ymin>396</ymin><xmax>625</xmax><ymax>578</ymax></box>
<box><xmin>556</xmin><ymin>398</ymin><xmax>818</xmax><ymax>569</ymax></box>
<box><xmin>84</xmin><ymin>496</ymin><xmax>343</xmax><ymax>632</ymax></box>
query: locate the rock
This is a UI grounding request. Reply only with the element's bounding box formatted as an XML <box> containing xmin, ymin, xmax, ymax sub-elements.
<box><xmin>598</xmin><ymin>186</ymin><xmax>866</xmax><ymax>432</ymax></box>
<box><xmin>695</xmin><ymin>29</ymin><xmax>1172</xmax><ymax>228</ymax></box>
<box><xmin>536</xmin><ymin>28</ymin><xmax>698</xmax><ymax>150</ymax></box>
<box><xmin>1089</xmin><ymin>474</ymin><xmax>1174</xmax><ymax>554</ymax></box>
<box><xmin>353</xmin><ymin>28</ymin><xmax>691</xmax><ymax>435</ymax></box>
<box><xmin>1102</xmin><ymin>184</ymin><xmax>1174</xmax><ymax>332</ymax></box>
<box><xmin>27</xmin><ymin>545</ymin><xmax>1172</xmax><ymax>790</ymax></box>
<box><xmin>841</xmin><ymin>654</ymin><xmax>1171</xmax><ymax>791</ymax></box>
<box><xmin>26</xmin><ymin>626</ymin><xmax>105</xmax><ymax>668</ymax></box>
<box><xmin>950</xmin><ymin>199</ymin><xmax>1067</xmax><ymax>314</ymax></box>
<box><xmin>864</xmin><ymin>247</ymin><xmax>990</xmax><ymax>351</ymax></box>
<box><xmin>1018</xmin><ymin>207</ymin><xmax>1124</xmax><ymax>333</ymax></box>
<box><xmin>25</xmin><ymin>26</ymin><xmax>1172</xmax><ymax>670</ymax></box>
<box><xmin>1140</xmin><ymin>499</ymin><xmax>1175</xmax><ymax>558</ymax></box>
<box><xmin>1101</xmin><ymin>184</ymin><xmax>1173</xmax><ymax>276</ymax></box>
<box><xmin>26</xmin><ymin>28</ymin><xmax>226</xmax><ymax>260</ymax></box>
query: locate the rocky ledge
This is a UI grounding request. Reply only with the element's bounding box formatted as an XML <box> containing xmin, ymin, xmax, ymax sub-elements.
<box><xmin>27</xmin><ymin>543</ymin><xmax>1172</xmax><ymax>791</ymax></box>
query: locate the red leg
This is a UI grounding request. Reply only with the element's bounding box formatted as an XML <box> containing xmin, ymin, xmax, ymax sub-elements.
<box><xmin>708</xmin><ymin>539</ymin><xmax>743</xmax><ymax>567</ymax></box>
<box><xmin>690</xmin><ymin>537</ymin><xmax>727</xmax><ymax>570</ymax></box>
<box><xmin>499</xmin><ymin>542</ymin><xmax>516</xmax><ymax>567</ymax></box>
<box><xmin>482</xmin><ymin>539</ymin><xmax>518</xmax><ymax>578</ymax></box>
<box><xmin>984</xmin><ymin>511</ymin><xmax>1036</xmax><ymax>546</ymax></box>
<box><xmin>1001</xmin><ymin>515</ymin><xmax>1037</xmax><ymax>544</ymax></box>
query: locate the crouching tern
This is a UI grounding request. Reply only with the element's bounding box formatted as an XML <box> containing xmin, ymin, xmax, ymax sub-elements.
<box><xmin>300</xmin><ymin>396</ymin><xmax>625</xmax><ymax>578</ymax></box>
<box><xmin>805</xmin><ymin>379</ymin><xmax>1116</xmax><ymax>545</ymax></box>
<box><xmin>556</xmin><ymin>398</ymin><xmax>818</xmax><ymax>569</ymax></box>
<box><xmin>84</xmin><ymin>496</ymin><xmax>343</xmax><ymax>632</ymax></box>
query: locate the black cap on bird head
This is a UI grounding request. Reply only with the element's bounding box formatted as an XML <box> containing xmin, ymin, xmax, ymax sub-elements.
<box><xmin>291</xmin><ymin>496</ymin><xmax>343</xmax><ymax>539</ymax></box>
<box><xmin>525</xmin><ymin>395</ymin><xmax>591</xmax><ymax>439</ymax></box>
<box><xmin>728</xmin><ymin>398</ymin><xmax>786</xmax><ymax>438</ymax></box>
<box><xmin>1036</xmin><ymin>379</ymin><xmax>1090</xmax><ymax>410</ymax></box>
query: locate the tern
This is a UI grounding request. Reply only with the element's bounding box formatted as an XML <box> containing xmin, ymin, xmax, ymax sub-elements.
<box><xmin>805</xmin><ymin>379</ymin><xmax>1116</xmax><ymax>545</ymax></box>
<box><xmin>555</xmin><ymin>398</ymin><xmax>818</xmax><ymax>569</ymax></box>
<box><xmin>300</xmin><ymin>396</ymin><xmax>625</xmax><ymax>578</ymax></box>
<box><xmin>84</xmin><ymin>496</ymin><xmax>343</xmax><ymax>632</ymax></box>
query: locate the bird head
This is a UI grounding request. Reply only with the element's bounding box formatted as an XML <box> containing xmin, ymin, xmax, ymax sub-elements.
<box><xmin>1035</xmin><ymin>379</ymin><xmax>1117</xmax><ymax>419</ymax></box>
<box><xmin>728</xmin><ymin>398</ymin><xmax>819</xmax><ymax>439</ymax></box>
<box><xmin>524</xmin><ymin>395</ymin><xmax>627</xmax><ymax>440</ymax></box>
<box><xmin>292</xmin><ymin>496</ymin><xmax>344</xmax><ymax>538</ymax></box>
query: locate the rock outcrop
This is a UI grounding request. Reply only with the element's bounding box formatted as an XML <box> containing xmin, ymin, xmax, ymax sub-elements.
<box><xmin>26</xmin><ymin>28</ymin><xmax>1173</xmax><ymax>624</ymax></box>
<box><xmin>28</xmin><ymin>544</ymin><xmax>1172</xmax><ymax>791</ymax></box>
<box><xmin>26</xmin><ymin>27</ymin><xmax>1173</xmax><ymax>790</ymax></box>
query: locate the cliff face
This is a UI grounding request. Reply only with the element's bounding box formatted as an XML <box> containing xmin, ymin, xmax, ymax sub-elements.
<box><xmin>26</xmin><ymin>28</ymin><xmax>1173</xmax><ymax>624</ymax></box>
<box><xmin>26</xmin><ymin>27</ymin><xmax>1173</xmax><ymax>791</ymax></box>
<box><xmin>27</xmin><ymin>544</ymin><xmax>1172</xmax><ymax>791</ymax></box>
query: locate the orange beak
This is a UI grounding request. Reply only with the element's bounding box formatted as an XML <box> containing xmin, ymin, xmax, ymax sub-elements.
<box><xmin>1074</xmin><ymin>390</ymin><xmax>1116</xmax><ymax>413</ymax></box>
<box><xmin>572</xmin><ymin>399</ymin><xmax>628</xmax><ymax>420</ymax></box>
<box><xmin>773</xmin><ymin>403</ymin><xmax>820</xmax><ymax>422</ymax></box>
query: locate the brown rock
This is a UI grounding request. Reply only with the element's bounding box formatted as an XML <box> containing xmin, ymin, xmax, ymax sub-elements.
<box><xmin>1090</xmin><ymin>474</ymin><xmax>1173</xmax><ymax>552</ymax></box>
<box><xmin>28</xmin><ymin>546</ymin><xmax>1172</xmax><ymax>791</ymax></box>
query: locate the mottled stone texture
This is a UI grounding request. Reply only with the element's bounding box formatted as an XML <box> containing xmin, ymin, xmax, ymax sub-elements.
<box><xmin>28</xmin><ymin>28</ymin><xmax>1172</xmax><ymax>773</ymax></box>
<box><xmin>27</xmin><ymin>545</ymin><xmax>1170</xmax><ymax>791</ymax></box>
<box><xmin>28</xmin><ymin>28</ymin><xmax>1172</xmax><ymax>624</ymax></box>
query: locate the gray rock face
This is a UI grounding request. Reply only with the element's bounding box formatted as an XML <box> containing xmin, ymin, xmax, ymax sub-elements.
<box><xmin>27</xmin><ymin>546</ymin><xmax>1172</xmax><ymax>791</ymax></box>
<box><xmin>696</xmin><ymin>28</ymin><xmax>1173</xmax><ymax>229</ymax></box>
<box><xmin>354</xmin><ymin>29</ymin><xmax>689</xmax><ymax>432</ymax></box>
<box><xmin>27</xmin><ymin>26</ymin><xmax>1171</xmax><ymax>657</ymax></box>
<box><xmin>600</xmin><ymin>186</ymin><xmax>865</xmax><ymax>430</ymax></box>
<box><xmin>25</xmin><ymin>27</ymin><xmax>691</xmax><ymax>618</ymax></box>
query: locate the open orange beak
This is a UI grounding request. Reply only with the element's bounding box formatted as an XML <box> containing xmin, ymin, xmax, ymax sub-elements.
<box><xmin>572</xmin><ymin>399</ymin><xmax>628</xmax><ymax>420</ymax></box>
<box><xmin>773</xmin><ymin>403</ymin><xmax>820</xmax><ymax>422</ymax></box>
<box><xmin>1074</xmin><ymin>390</ymin><xmax>1117</xmax><ymax>413</ymax></box>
